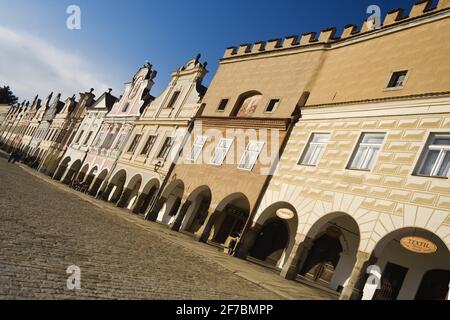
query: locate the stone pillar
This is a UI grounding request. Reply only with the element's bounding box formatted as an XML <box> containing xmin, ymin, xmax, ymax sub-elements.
<box><xmin>117</xmin><ymin>188</ymin><xmax>131</xmax><ymax>208</ymax></box>
<box><xmin>234</xmin><ymin>223</ymin><xmax>263</xmax><ymax>259</ymax></box>
<box><xmin>131</xmin><ymin>193</ymin><xmax>145</xmax><ymax>214</ymax></box>
<box><xmin>101</xmin><ymin>184</ymin><xmax>114</xmax><ymax>201</ymax></box>
<box><xmin>146</xmin><ymin>197</ymin><xmax>167</xmax><ymax>221</ymax></box>
<box><xmin>170</xmin><ymin>200</ymin><xmax>192</xmax><ymax>232</ymax></box>
<box><xmin>339</xmin><ymin>251</ymin><xmax>371</xmax><ymax>300</ymax></box>
<box><xmin>198</xmin><ymin>210</ymin><xmax>217</xmax><ymax>243</ymax></box>
<box><xmin>280</xmin><ymin>235</ymin><xmax>314</xmax><ymax>280</ymax></box>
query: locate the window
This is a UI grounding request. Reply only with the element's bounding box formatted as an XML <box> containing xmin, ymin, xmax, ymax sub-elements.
<box><xmin>127</xmin><ymin>134</ymin><xmax>142</xmax><ymax>153</ymax></box>
<box><xmin>141</xmin><ymin>135</ymin><xmax>157</xmax><ymax>155</ymax></box>
<box><xmin>166</xmin><ymin>91</ymin><xmax>180</xmax><ymax>109</ymax></box>
<box><xmin>265</xmin><ymin>99</ymin><xmax>280</xmax><ymax>113</ymax></box>
<box><xmin>75</xmin><ymin>130</ymin><xmax>84</xmax><ymax>144</ymax></box>
<box><xmin>114</xmin><ymin>133</ymin><xmax>127</xmax><ymax>150</ymax></box>
<box><xmin>417</xmin><ymin>134</ymin><xmax>450</xmax><ymax>178</ymax></box>
<box><xmin>348</xmin><ymin>133</ymin><xmax>385</xmax><ymax>171</ymax></box>
<box><xmin>187</xmin><ymin>135</ymin><xmax>208</xmax><ymax>162</ymax></box>
<box><xmin>387</xmin><ymin>70</ymin><xmax>408</xmax><ymax>88</ymax></box>
<box><xmin>157</xmin><ymin>137</ymin><xmax>174</xmax><ymax>159</ymax></box>
<box><xmin>217</xmin><ymin>99</ymin><xmax>229</xmax><ymax>111</ymax></box>
<box><xmin>299</xmin><ymin>133</ymin><xmax>330</xmax><ymax>166</ymax></box>
<box><xmin>83</xmin><ymin>131</ymin><xmax>93</xmax><ymax>145</ymax></box>
<box><xmin>122</xmin><ymin>103</ymin><xmax>130</xmax><ymax>112</ymax></box>
<box><xmin>238</xmin><ymin>141</ymin><xmax>265</xmax><ymax>171</ymax></box>
<box><xmin>210</xmin><ymin>138</ymin><xmax>233</xmax><ymax>166</ymax></box>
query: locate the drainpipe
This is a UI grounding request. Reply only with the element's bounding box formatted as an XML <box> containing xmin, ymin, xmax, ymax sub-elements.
<box><xmin>234</xmin><ymin>92</ymin><xmax>309</xmax><ymax>258</ymax></box>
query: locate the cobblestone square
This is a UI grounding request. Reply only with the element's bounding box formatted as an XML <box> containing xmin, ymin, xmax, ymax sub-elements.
<box><xmin>0</xmin><ymin>158</ymin><xmax>336</xmax><ymax>300</ymax></box>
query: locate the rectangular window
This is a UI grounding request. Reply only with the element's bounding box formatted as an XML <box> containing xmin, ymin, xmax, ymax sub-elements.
<box><xmin>299</xmin><ymin>133</ymin><xmax>330</xmax><ymax>166</ymax></box>
<box><xmin>127</xmin><ymin>134</ymin><xmax>142</xmax><ymax>153</ymax></box>
<box><xmin>238</xmin><ymin>141</ymin><xmax>265</xmax><ymax>171</ymax></box>
<box><xmin>83</xmin><ymin>131</ymin><xmax>93</xmax><ymax>145</ymax></box>
<box><xmin>265</xmin><ymin>99</ymin><xmax>280</xmax><ymax>113</ymax></box>
<box><xmin>141</xmin><ymin>135</ymin><xmax>157</xmax><ymax>155</ymax></box>
<box><xmin>157</xmin><ymin>137</ymin><xmax>174</xmax><ymax>159</ymax></box>
<box><xmin>417</xmin><ymin>134</ymin><xmax>450</xmax><ymax>178</ymax></box>
<box><xmin>387</xmin><ymin>70</ymin><xmax>408</xmax><ymax>88</ymax></box>
<box><xmin>75</xmin><ymin>130</ymin><xmax>84</xmax><ymax>144</ymax></box>
<box><xmin>187</xmin><ymin>135</ymin><xmax>208</xmax><ymax>162</ymax></box>
<box><xmin>166</xmin><ymin>91</ymin><xmax>180</xmax><ymax>109</ymax></box>
<box><xmin>114</xmin><ymin>133</ymin><xmax>127</xmax><ymax>150</ymax></box>
<box><xmin>348</xmin><ymin>133</ymin><xmax>385</xmax><ymax>171</ymax></box>
<box><xmin>210</xmin><ymin>138</ymin><xmax>233</xmax><ymax>166</ymax></box>
<box><xmin>217</xmin><ymin>99</ymin><xmax>229</xmax><ymax>111</ymax></box>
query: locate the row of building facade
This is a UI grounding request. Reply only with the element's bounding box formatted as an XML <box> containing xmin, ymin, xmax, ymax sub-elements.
<box><xmin>1</xmin><ymin>0</ymin><xmax>449</xmax><ymax>300</ymax></box>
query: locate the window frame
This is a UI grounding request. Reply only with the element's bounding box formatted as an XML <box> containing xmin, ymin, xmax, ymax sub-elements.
<box><xmin>415</xmin><ymin>133</ymin><xmax>450</xmax><ymax>179</ymax></box>
<box><xmin>385</xmin><ymin>70</ymin><xmax>409</xmax><ymax>90</ymax></box>
<box><xmin>127</xmin><ymin>134</ymin><xmax>142</xmax><ymax>154</ymax></box>
<box><xmin>264</xmin><ymin>98</ymin><xmax>281</xmax><ymax>113</ymax></box>
<box><xmin>210</xmin><ymin>138</ymin><xmax>234</xmax><ymax>166</ymax></box>
<box><xmin>187</xmin><ymin>135</ymin><xmax>208</xmax><ymax>162</ymax></box>
<box><xmin>122</xmin><ymin>102</ymin><xmax>130</xmax><ymax>113</ymax></box>
<box><xmin>298</xmin><ymin>132</ymin><xmax>331</xmax><ymax>167</ymax></box>
<box><xmin>347</xmin><ymin>132</ymin><xmax>386</xmax><ymax>171</ymax></box>
<box><xmin>217</xmin><ymin>98</ymin><xmax>230</xmax><ymax>112</ymax></box>
<box><xmin>237</xmin><ymin>140</ymin><xmax>265</xmax><ymax>171</ymax></box>
<box><xmin>157</xmin><ymin>136</ymin><xmax>174</xmax><ymax>160</ymax></box>
<box><xmin>165</xmin><ymin>91</ymin><xmax>181</xmax><ymax>109</ymax></box>
<box><xmin>140</xmin><ymin>134</ymin><xmax>157</xmax><ymax>155</ymax></box>
<box><xmin>75</xmin><ymin>130</ymin><xmax>84</xmax><ymax>144</ymax></box>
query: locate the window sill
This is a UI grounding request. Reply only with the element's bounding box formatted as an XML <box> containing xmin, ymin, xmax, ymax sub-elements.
<box><xmin>298</xmin><ymin>163</ymin><xmax>318</xmax><ymax>167</ymax></box>
<box><xmin>383</xmin><ymin>86</ymin><xmax>404</xmax><ymax>92</ymax></box>
<box><xmin>346</xmin><ymin>167</ymin><xmax>371</xmax><ymax>172</ymax></box>
<box><xmin>412</xmin><ymin>174</ymin><xmax>449</xmax><ymax>180</ymax></box>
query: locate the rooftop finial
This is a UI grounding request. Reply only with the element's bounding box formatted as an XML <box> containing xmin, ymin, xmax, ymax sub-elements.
<box><xmin>90</xmin><ymin>88</ymin><xmax>94</xmax><ymax>93</ymax></box>
<box><xmin>108</xmin><ymin>88</ymin><xmax>112</xmax><ymax>93</ymax></box>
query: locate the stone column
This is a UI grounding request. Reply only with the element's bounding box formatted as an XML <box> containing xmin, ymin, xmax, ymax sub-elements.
<box><xmin>170</xmin><ymin>200</ymin><xmax>192</xmax><ymax>232</ymax></box>
<box><xmin>117</xmin><ymin>188</ymin><xmax>131</xmax><ymax>208</ymax></box>
<box><xmin>131</xmin><ymin>193</ymin><xmax>144</xmax><ymax>214</ymax></box>
<box><xmin>146</xmin><ymin>196</ymin><xmax>167</xmax><ymax>221</ymax></box>
<box><xmin>198</xmin><ymin>210</ymin><xmax>217</xmax><ymax>243</ymax></box>
<box><xmin>280</xmin><ymin>235</ymin><xmax>314</xmax><ymax>280</ymax></box>
<box><xmin>234</xmin><ymin>223</ymin><xmax>263</xmax><ymax>259</ymax></box>
<box><xmin>339</xmin><ymin>251</ymin><xmax>372</xmax><ymax>300</ymax></box>
<box><xmin>101</xmin><ymin>184</ymin><xmax>114</xmax><ymax>201</ymax></box>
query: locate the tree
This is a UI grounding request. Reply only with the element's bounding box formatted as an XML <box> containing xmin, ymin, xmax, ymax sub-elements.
<box><xmin>0</xmin><ymin>86</ymin><xmax>19</xmax><ymax>105</ymax></box>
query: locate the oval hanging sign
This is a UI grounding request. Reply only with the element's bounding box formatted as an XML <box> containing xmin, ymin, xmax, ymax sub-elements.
<box><xmin>400</xmin><ymin>236</ymin><xmax>437</xmax><ymax>254</ymax></box>
<box><xmin>276</xmin><ymin>208</ymin><xmax>295</xmax><ymax>220</ymax></box>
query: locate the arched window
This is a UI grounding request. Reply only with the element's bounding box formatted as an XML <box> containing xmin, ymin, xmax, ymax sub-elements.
<box><xmin>230</xmin><ymin>91</ymin><xmax>263</xmax><ymax>117</ymax></box>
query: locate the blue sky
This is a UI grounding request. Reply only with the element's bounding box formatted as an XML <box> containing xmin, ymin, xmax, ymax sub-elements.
<box><xmin>0</xmin><ymin>0</ymin><xmax>422</xmax><ymax>102</ymax></box>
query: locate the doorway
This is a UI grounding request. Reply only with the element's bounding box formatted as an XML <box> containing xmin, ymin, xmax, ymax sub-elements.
<box><xmin>373</xmin><ymin>262</ymin><xmax>408</xmax><ymax>300</ymax></box>
<box><xmin>250</xmin><ymin>219</ymin><xmax>289</xmax><ymax>266</ymax></box>
<box><xmin>415</xmin><ymin>269</ymin><xmax>450</xmax><ymax>300</ymax></box>
<box><xmin>300</xmin><ymin>233</ymin><xmax>343</xmax><ymax>286</ymax></box>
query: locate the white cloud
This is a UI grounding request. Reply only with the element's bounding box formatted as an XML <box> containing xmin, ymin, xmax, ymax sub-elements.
<box><xmin>0</xmin><ymin>25</ymin><xmax>116</xmax><ymax>102</ymax></box>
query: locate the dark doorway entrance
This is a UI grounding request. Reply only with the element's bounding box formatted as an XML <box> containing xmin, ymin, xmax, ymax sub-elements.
<box><xmin>300</xmin><ymin>233</ymin><xmax>343</xmax><ymax>286</ymax></box>
<box><xmin>415</xmin><ymin>269</ymin><xmax>450</xmax><ymax>300</ymax></box>
<box><xmin>213</xmin><ymin>205</ymin><xmax>248</xmax><ymax>245</ymax></box>
<box><xmin>250</xmin><ymin>219</ymin><xmax>289</xmax><ymax>266</ymax></box>
<box><xmin>373</xmin><ymin>262</ymin><xmax>408</xmax><ymax>300</ymax></box>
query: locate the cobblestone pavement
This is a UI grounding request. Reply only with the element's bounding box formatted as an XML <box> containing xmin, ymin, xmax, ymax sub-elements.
<box><xmin>0</xmin><ymin>158</ymin><xmax>336</xmax><ymax>300</ymax></box>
